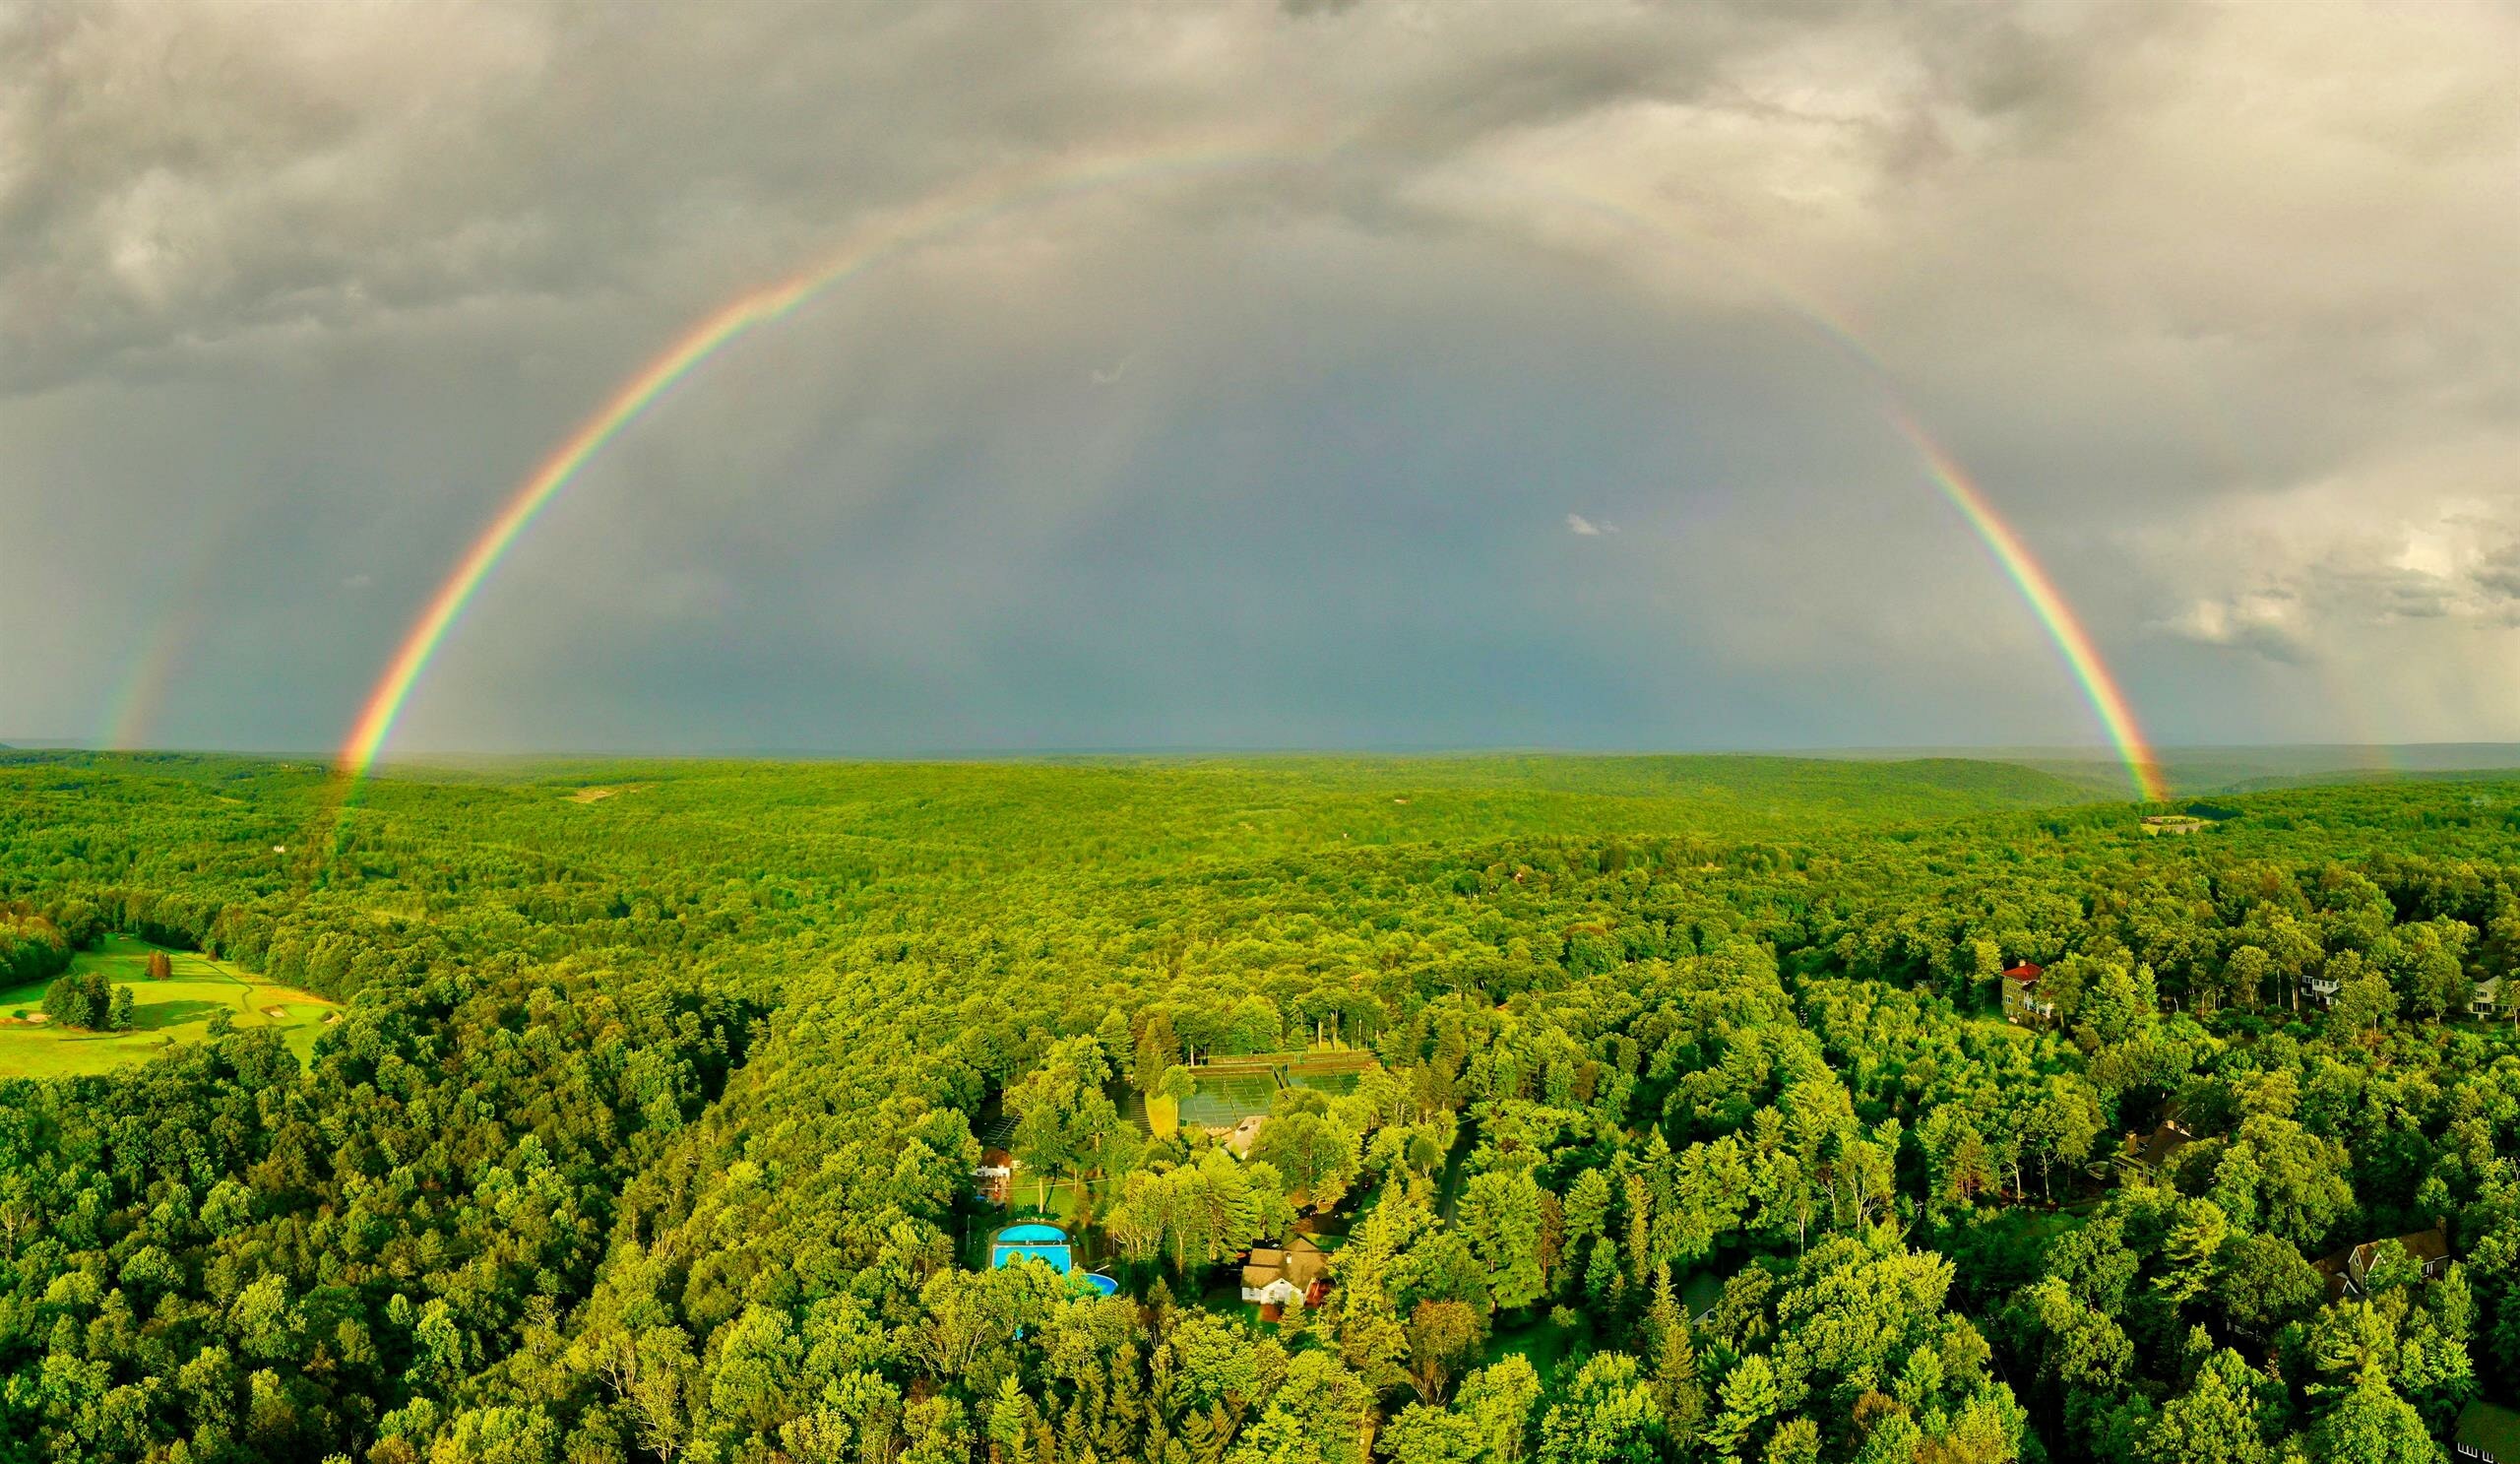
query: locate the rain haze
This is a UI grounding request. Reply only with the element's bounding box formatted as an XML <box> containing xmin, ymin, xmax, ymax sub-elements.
<box><xmin>3</xmin><ymin>0</ymin><xmax>2515</xmax><ymax>757</ymax></box>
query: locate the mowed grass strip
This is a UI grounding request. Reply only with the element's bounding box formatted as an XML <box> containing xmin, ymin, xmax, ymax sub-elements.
<box><xmin>0</xmin><ymin>934</ymin><xmax>340</xmax><ymax>1077</ymax></box>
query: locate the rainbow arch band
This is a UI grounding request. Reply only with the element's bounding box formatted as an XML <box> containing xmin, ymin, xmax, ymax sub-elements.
<box><xmin>1889</xmin><ymin>413</ymin><xmax>2168</xmax><ymax>802</ymax></box>
<box><xmin>339</xmin><ymin>273</ymin><xmax>824</xmax><ymax>773</ymax></box>
<box><xmin>339</xmin><ymin>144</ymin><xmax>2168</xmax><ymax>803</ymax></box>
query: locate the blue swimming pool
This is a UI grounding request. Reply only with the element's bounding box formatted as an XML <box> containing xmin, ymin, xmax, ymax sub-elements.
<box><xmin>990</xmin><ymin>1223</ymin><xmax>1074</xmax><ymax>1275</ymax></box>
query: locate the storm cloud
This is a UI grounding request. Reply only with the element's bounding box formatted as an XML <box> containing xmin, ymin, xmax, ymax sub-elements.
<box><xmin>2</xmin><ymin>0</ymin><xmax>2512</xmax><ymax>754</ymax></box>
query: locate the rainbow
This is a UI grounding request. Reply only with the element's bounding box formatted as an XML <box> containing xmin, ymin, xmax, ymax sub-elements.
<box><xmin>102</xmin><ymin>620</ymin><xmax>189</xmax><ymax>751</ymax></box>
<box><xmin>1888</xmin><ymin>413</ymin><xmax>2167</xmax><ymax>801</ymax></box>
<box><xmin>340</xmin><ymin>134</ymin><xmax>1309</xmax><ymax>774</ymax></box>
<box><xmin>339</xmin><ymin>276</ymin><xmax>822</xmax><ymax>773</ymax></box>
<box><xmin>337</xmin><ymin>145</ymin><xmax>2169</xmax><ymax>802</ymax></box>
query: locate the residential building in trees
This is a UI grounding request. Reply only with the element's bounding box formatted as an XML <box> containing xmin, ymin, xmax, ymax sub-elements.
<box><xmin>2456</xmin><ymin>1400</ymin><xmax>2520</xmax><ymax>1462</ymax></box>
<box><xmin>2311</xmin><ymin>1224</ymin><xmax>2451</xmax><ymax>1303</ymax></box>
<box><xmin>2000</xmin><ymin>964</ymin><xmax>2054</xmax><ymax>1026</ymax></box>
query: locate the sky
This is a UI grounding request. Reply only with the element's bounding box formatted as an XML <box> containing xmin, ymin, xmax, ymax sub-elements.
<box><xmin>2</xmin><ymin>0</ymin><xmax>2514</xmax><ymax>758</ymax></box>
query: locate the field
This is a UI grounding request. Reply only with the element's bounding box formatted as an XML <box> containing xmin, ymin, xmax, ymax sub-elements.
<box><xmin>0</xmin><ymin>934</ymin><xmax>338</xmax><ymax>1077</ymax></box>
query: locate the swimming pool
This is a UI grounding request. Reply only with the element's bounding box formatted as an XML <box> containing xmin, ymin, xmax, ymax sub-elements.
<box><xmin>989</xmin><ymin>1223</ymin><xmax>1074</xmax><ymax>1275</ymax></box>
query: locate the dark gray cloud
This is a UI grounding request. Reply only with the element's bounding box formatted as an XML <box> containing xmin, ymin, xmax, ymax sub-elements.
<box><xmin>1</xmin><ymin>0</ymin><xmax>2512</xmax><ymax>752</ymax></box>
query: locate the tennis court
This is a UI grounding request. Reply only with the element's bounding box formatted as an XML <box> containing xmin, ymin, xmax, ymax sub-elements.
<box><xmin>1177</xmin><ymin>1071</ymin><xmax>1280</xmax><ymax>1129</ymax></box>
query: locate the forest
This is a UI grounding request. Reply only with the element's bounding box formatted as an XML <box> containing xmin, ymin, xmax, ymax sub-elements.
<box><xmin>0</xmin><ymin>749</ymin><xmax>2511</xmax><ymax>1464</ymax></box>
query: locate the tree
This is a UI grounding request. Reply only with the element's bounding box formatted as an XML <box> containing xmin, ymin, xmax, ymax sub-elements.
<box><xmin>2153</xmin><ymin>1199</ymin><xmax>2230</xmax><ymax>1309</ymax></box>
<box><xmin>1154</xmin><ymin>1151</ymin><xmax>1283</xmax><ymax>1274</ymax></box>
<box><xmin>2225</xmin><ymin>945</ymin><xmax>2273</xmax><ymax>1011</ymax></box>
<box><xmin>1538</xmin><ymin>1354</ymin><xmax>1662</xmax><ymax>1464</ymax></box>
<box><xmin>2141</xmin><ymin>1349</ymin><xmax>2269</xmax><ymax>1464</ymax></box>
<box><xmin>1457</xmin><ymin>1357</ymin><xmax>1541</xmax><ymax>1463</ymax></box>
<box><xmin>2075</xmin><ymin>961</ymin><xmax>2161</xmax><ymax>1047</ymax></box>
<box><xmin>1251</xmin><ymin>1112</ymin><xmax>1360</xmax><ymax>1212</ymax></box>
<box><xmin>2023</xmin><ymin>1076</ymin><xmax>2105</xmax><ymax>1200</ymax></box>
<box><xmin>2207</xmin><ymin>1115</ymin><xmax>2353</xmax><ymax>1250</ymax></box>
<box><xmin>2212</xmin><ymin>1232</ymin><xmax>2324</xmax><ymax>1343</ymax></box>
<box><xmin>146</xmin><ymin>950</ymin><xmax>173</xmax><ymax>980</ymax></box>
<box><xmin>1701</xmin><ymin>1353</ymin><xmax>1779</xmax><ymax>1463</ymax></box>
<box><xmin>1561</xmin><ymin>1170</ymin><xmax>1612</xmax><ymax>1251</ymax></box>
<box><xmin>1458</xmin><ymin>1172</ymin><xmax>1545</xmax><ymax>1312</ymax></box>
<box><xmin>1228</xmin><ymin>1351</ymin><xmax>1371</xmax><ymax>1464</ymax></box>
<box><xmin>1006</xmin><ymin>1037</ymin><xmax>1121</xmax><ymax>1209</ymax></box>
<box><xmin>1404</xmin><ymin>1300</ymin><xmax>1485</xmax><ymax>1404</ymax></box>
<box><xmin>40</xmin><ymin>974</ymin><xmax>81</xmax><ymax>1028</ymax></box>
<box><xmin>108</xmin><ymin>986</ymin><xmax>134</xmax><ymax>1031</ymax></box>
<box><xmin>2306</xmin><ymin>1369</ymin><xmax>2433</xmax><ymax>1464</ymax></box>
<box><xmin>1385</xmin><ymin>1357</ymin><xmax>1544</xmax><ymax>1464</ymax></box>
<box><xmin>1098</xmin><ymin>1007</ymin><xmax>1137</xmax><ymax>1079</ymax></box>
<box><xmin>1641</xmin><ymin>1267</ymin><xmax>1706</xmax><ymax>1436</ymax></box>
<box><xmin>39</xmin><ymin>971</ymin><xmax>112</xmax><ymax>1030</ymax></box>
<box><xmin>1138</xmin><ymin>1010</ymin><xmax>1181</xmax><ymax>1089</ymax></box>
<box><xmin>2325</xmin><ymin>953</ymin><xmax>2396</xmax><ymax>1038</ymax></box>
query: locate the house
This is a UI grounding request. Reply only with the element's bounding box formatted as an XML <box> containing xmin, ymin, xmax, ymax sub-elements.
<box><xmin>2140</xmin><ymin>816</ymin><xmax>2206</xmax><ymax>835</ymax></box>
<box><xmin>1240</xmin><ymin>1234</ymin><xmax>1339</xmax><ymax>1305</ymax></box>
<box><xmin>2115</xmin><ymin>1121</ymin><xmax>2193</xmax><ymax>1180</ymax></box>
<box><xmin>2001</xmin><ymin>964</ymin><xmax>2056</xmax><ymax>1027</ymax></box>
<box><xmin>1678</xmin><ymin>1269</ymin><xmax>1726</xmax><ymax>1325</ymax></box>
<box><xmin>2473</xmin><ymin>977</ymin><xmax>2510</xmax><ymax>1021</ymax></box>
<box><xmin>974</xmin><ymin>1148</ymin><xmax>1016</xmax><ymax>1207</ymax></box>
<box><xmin>1241</xmin><ymin>1247</ymin><xmax>1299</xmax><ymax>1305</ymax></box>
<box><xmin>2301</xmin><ymin>972</ymin><xmax>2341</xmax><ymax>1009</ymax></box>
<box><xmin>1222</xmin><ymin>1114</ymin><xmax>1269</xmax><ymax>1158</ymax></box>
<box><xmin>1282</xmin><ymin>1234</ymin><xmax>1337</xmax><ymax>1290</ymax></box>
<box><xmin>2457</xmin><ymin>1400</ymin><xmax>2520</xmax><ymax>1461</ymax></box>
<box><xmin>2312</xmin><ymin>1225</ymin><xmax>2451</xmax><ymax>1304</ymax></box>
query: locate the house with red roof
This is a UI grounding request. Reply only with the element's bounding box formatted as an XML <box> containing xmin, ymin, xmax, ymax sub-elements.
<box><xmin>2001</xmin><ymin>964</ymin><xmax>2056</xmax><ymax>1027</ymax></box>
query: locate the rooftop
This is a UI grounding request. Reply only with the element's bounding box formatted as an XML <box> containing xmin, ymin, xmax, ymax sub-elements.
<box><xmin>2458</xmin><ymin>1400</ymin><xmax>2520</xmax><ymax>1459</ymax></box>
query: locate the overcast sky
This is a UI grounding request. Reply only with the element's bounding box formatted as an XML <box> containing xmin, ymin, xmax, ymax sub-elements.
<box><xmin>3</xmin><ymin>0</ymin><xmax>2513</xmax><ymax>756</ymax></box>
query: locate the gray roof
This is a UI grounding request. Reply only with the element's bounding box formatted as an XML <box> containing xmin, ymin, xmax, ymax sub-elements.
<box><xmin>2458</xmin><ymin>1400</ymin><xmax>2520</xmax><ymax>1459</ymax></box>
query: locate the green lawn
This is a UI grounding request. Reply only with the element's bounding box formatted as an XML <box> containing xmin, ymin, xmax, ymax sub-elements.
<box><xmin>1480</xmin><ymin>1311</ymin><xmax>1585</xmax><ymax>1382</ymax></box>
<box><xmin>0</xmin><ymin>935</ymin><xmax>340</xmax><ymax>1077</ymax></box>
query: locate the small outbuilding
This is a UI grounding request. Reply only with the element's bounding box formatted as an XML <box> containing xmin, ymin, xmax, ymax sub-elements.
<box><xmin>975</xmin><ymin>1149</ymin><xmax>1016</xmax><ymax>1207</ymax></box>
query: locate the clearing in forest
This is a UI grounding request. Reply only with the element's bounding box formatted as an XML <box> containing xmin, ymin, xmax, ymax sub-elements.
<box><xmin>0</xmin><ymin>935</ymin><xmax>341</xmax><ymax>1078</ymax></box>
<box><xmin>566</xmin><ymin>783</ymin><xmax>652</xmax><ymax>803</ymax></box>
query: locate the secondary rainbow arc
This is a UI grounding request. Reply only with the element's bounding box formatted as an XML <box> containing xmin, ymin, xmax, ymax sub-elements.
<box><xmin>338</xmin><ymin>147</ymin><xmax>2169</xmax><ymax>802</ymax></box>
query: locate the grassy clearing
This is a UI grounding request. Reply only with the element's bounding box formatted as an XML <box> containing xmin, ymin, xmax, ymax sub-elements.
<box><xmin>565</xmin><ymin>783</ymin><xmax>652</xmax><ymax>803</ymax></box>
<box><xmin>1480</xmin><ymin>1311</ymin><xmax>1585</xmax><ymax>1382</ymax></box>
<box><xmin>0</xmin><ymin>935</ymin><xmax>340</xmax><ymax>1078</ymax></box>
